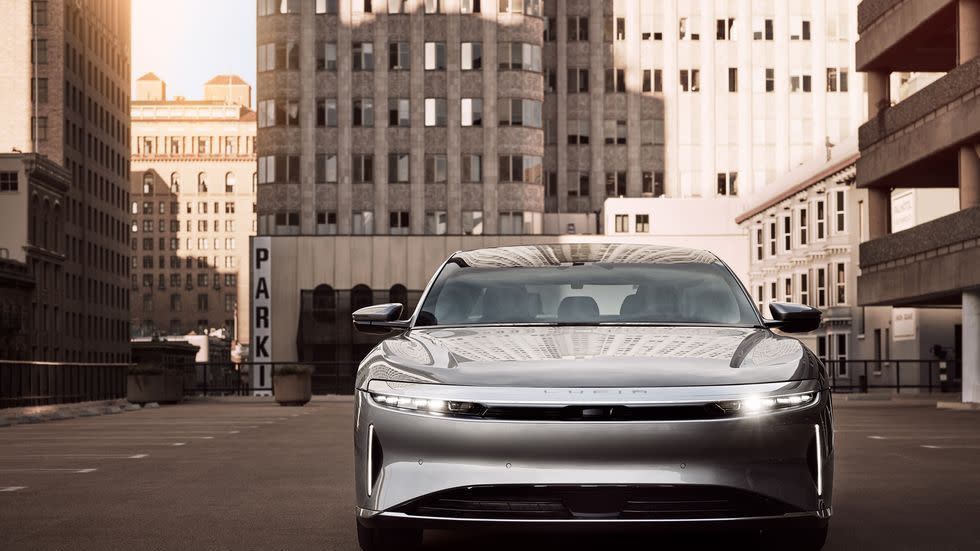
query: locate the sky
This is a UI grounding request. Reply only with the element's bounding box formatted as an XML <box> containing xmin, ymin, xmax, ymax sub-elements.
<box><xmin>131</xmin><ymin>0</ymin><xmax>256</xmax><ymax>103</ymax></box>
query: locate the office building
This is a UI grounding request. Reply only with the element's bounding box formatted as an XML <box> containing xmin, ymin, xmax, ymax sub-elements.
<box><xmin>0</xmin><ymin>0</ymin><xmax>132</xmax><ymax>361</ymax></box>
<box><xmin>253</xmin><ymin>0</ymin><xmax>865</xmax><ymax>371</ymax></box>
<box><xmin>129</xmin><ymin>74</ymin><xmax>256</xmax><ymax>342</ymax></box>
<box><xmin>856</xmin><ymin>0</ymin><xmax>980</xmax><ymax>402</ymax></box>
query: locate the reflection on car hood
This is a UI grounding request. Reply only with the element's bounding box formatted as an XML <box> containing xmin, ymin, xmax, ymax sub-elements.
<box><xmin>365</xmin><ymin>326</ymin><xmax>817</xmax><ymax>388</ymax></box>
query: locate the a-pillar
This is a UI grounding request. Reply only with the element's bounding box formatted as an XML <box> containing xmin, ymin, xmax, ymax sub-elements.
<box><xmin>963</xmin><ymin>290</ymin><xmax>980</xmax><ymax>403</ymax></box>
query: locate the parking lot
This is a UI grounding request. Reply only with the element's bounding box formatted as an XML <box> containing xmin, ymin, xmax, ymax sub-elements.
<box><xmin>1</xmin><ymin>398</ymin><xmax>979</xmax><ymax>550</ymax></box>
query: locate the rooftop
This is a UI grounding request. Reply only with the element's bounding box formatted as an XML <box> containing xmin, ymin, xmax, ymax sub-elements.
<box><xmin>205</xmin><ymin>74</ymin><xmax>249</xmax><ymax>86</ymax></box>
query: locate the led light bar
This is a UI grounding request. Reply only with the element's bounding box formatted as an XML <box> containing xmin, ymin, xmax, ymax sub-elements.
<box><xmin>715</xmin><ymin>391</ymin><xmax>818</xmax><ymax>416</ymax></box>
<box><xmin>371</xmin><ymin>393</ymin><xmax>485</xmax><ymax>417</ymax></box>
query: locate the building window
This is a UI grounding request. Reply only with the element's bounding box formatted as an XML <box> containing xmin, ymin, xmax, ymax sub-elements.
<box><xmin>31</xmin><ymin>77</ymin><xmax>48</xmax><ymax>103</ymax></box>
<box><xmin>353</xmin><ymin>211</ymin><xmax>374</xmax><ymax>234</ymax></box>
<box><xmin>315</xmin><ymin>0</ymin><xmax>339</xmax><ymax>13</ymax></box>
<box><xmin>798</xmin><ymin>207</ymin><xmax>808</xmax><ymax>246</ymax></box>
<box><xmin>790</xmin><ymin>73</ymin><xmax>812</xmax><ymax>93</ymax></box>
<box><xmin>614</xmin><ymin>214</ymin><xmax>629</xmax><ymax>233</ymax></box>
<box><xmin>388</xmin><ymin>0</ymin><xmax>407</xmax><ymax>13</ymax></box>
<box><xmin>499</xmin><ymin>155</ymin><xmax>542</xmax><ymax>184</ymax></box>
<box><xmin>316</xmin><ymin>154</ymin><xmax>338</xmax><ymax>183</ymax></box>
<box><xmin>461</xmin><ymin>42</ymin><xmax>482</xmax><ymax>70</ymax></box>
<box><xmin>389</xmin><ymin>153</ymin><xmax>410</xmax><ymax>183</ymax></box>
<box><xmin>389</xmin><ymin>42</ymin><xmax>410</xmax><ymax>70</ymax></box>
<box><xmin>353</xmin><ymin>155</ymin><xmax>374</xmax><ymax>183</ymax></box>
<box><xmin>834</xmin><ymin>190</ymin><xmax>846</xmax><ymax>232</ymax></box>
<box><xmin>604</xmin><ymin>120</ymin><xmax>627</xmax><ymax>144</ymax></box>
<box><xmin>498</xmin><ymin>212</ymin><xmax>525</xmax><ymax>235</ymax></box>
<box><xmin>826</xmin><ymin>68</ymin><xmax>849</xmax><ymax>92</ymax></box>
<box><xmin>316</xmin><ymin>211</ymin><xmax>337</xmax><ymax>235</ymax></box>
<box><xmin>568</xmin><ymin>16</ymin><xmax>589</xmax><ymax>41</ymax></box>
<box><xmin>605</xmin><ymin>172</ymin><xmax>626</xmax><ymax>197</ymax></box>
<box><xmin>567</xmin><ymin>119</ymin><xmax>589</xmax><ymax>144</ymax></box>
<box><xmin>781</xmin><ymin>215</ymin><xmax>792</xmax><ymax>253</ymax></box>
<box><xmin>642</xmin><ymin>171</ymin><xmax>664</xmax><ymax>197</ymax></box>
<box><xmin>353</xmin><ymin>98</ymin><xmax>374</xmax><ymax>127</ymax></box>
<box><xmin>425</xmin><ymin>211</ymin><xmax>447</xmax><ymax>235</ymax></box>
<box><xmin>31</xmin><ymin>39</ymin><xmax>47</xmax><ymax>64</ymax></box>
<box><xmin>835</xmin><ymin>335</ymin><xmax>848</xmax><ymax>374</ymax></box>
<box><xmin>389</xmin><ymin>99</ymin><xmax>410</xmax><ymax>127</ymax></box>
<box><xmin>753</xmin><ymin>17</ymin><xmax>773</xmax><ymax>40</ymax></box>
<box><xmin>424</xmin><ymin>98</ymin><xmax>447</xmax><ymax>126</ymax></box>
<box><xmin>498</xmin><ymin>98</ymin><xmax>542</xmax><ymax>128</ymax></box>
<box><xmin>544</xmin><ymin>17</ymin><xmax>557</xmax><ymax>41</ymax></box>
<box><xmin>463</xmin><ymin>211</ymin><xmax>483</xmax><ymax>235</ymax></box>
<box><xmin>815</xmin><ymin>199</ymin><xmax>826</xmax><ymax>239</ymax></box>
<box><xmin>635</xmin><ymin>214</ymin><xmax>650</xmax><ymax>233</ymax></box>
<box><xmin>800</xmin><ymin>273</ymin><xmax>810</xmax><ymax>305</ymax></box>
<box><xmin>816</xmin><ymin>267</ymin><xmax>827</xmax><ymax>307</ymax></box>
<box><xmin>317</xmin><ymin>98</ymin><xmax>338</xmax><ymax>127</ymax></box>
<box><xmin>768</xmin><ymin>221</ymin><xmax>777</xmax><ymax>256</ymax></box>
<box><xmin>197</xmin><ymin>173</ymin><xmax>208</xmax><ymax>193</ymax></box>
<box><xmin>755</xmin><ymin>228</ymin><xmax>763</xmax><ymax>260</ymax></box>
<box><xmin>498</xmin><ymin>42</ymin><xmax>542</xmax><ymax>72</ymax></box>
<box><xmin>716</xmin><ymin>17</ymin><xmax>735</xmax><ymax>40</ymax></box>
<box><xmin>353</xmin><ymin>43</ymin><xmax>374</xmax><ymax>70</ymax></box>
<box><xmin>679</xmin><ymin>16</ymin><xmax>699</xmax><ymax>40</ymax></box>
<box><xmin>425</xmin><ymin>155</ymin><xmax>447</xmax><ymax>183</ymax></box>
<box><xmin>424</xmin><ymin>42</ymin><xmax>447</xmax><ymax>70</ymax></box>
<box><xmin>499</xmin><ymin>0</ymin><xmax>539</xmax><ymax>16</ymax></box>
<box><xmin>224</xmin><ymin>173</ymin><xmax>236</xmax><ymax>194</ymax></box>
<box><xmin>679</xmin><ymin>69</ymin><xmax>700</xmax><ymax>92</ymax></box>
<box><xmin>461</xmin><ymin>98</ymin><xmax>483</xmax><ymax>127</ymax></box>
<box><xmin>716</xmin><ymin>172</ymin><xmax>737</xmax><ymax>196</ymax></box>
<box><xmin>568</xmin><ymin>171</ymin><xmax>590</xmax><ymax>197</ymax></box>
<box><xmin>0</xmin><ymin>172</ymin><xmax>18</xmax><ymax>192</ymax></box>
<box><xmin>836</xmin><ymin>263</ymin><xmax>847</xmax><ymax>305</ymax></box>
<box><xmin>197</xmin><ymin>294</ymin><xmax>208</xmax><ymax>312</ymax></box>
<box><xmin>727</xmin><ymin>67</ymin><xmax>738</xmax><ymax>92</ymax></box>
<box><xmin>317</xmin><ymin>42</ymin><xmax>338</xmax><ymax>71</ymax></box>
<box><xmin>764</xmin><ymin>68</ymin><xmax>775</xmax><ymax>92</ymax></box>
<box><xmin>641</xmin><ymin>119</ymin><xmax>664</xmax><ymax>145</ymax></box>
<box><xmin>460</xmin><ymin>0</ymin><xmax>481</xmax><ymax>14</ymax></box>
<box><xmin>31</xmin><ymin>116</ymin><xmax>47</xmax><ymax>141</ymax></box>
<box><xmin>790</xmin><ymin>17</ymin><xmax>811</xmax><ymax>40</ymax></box>
<box><xmin>462</xmin><ymin>155</ymin><xmax>482</xmax><ymax>182</ymax></box>
<box><xmin>389</xmin><ymin>211</ymin><xmax>410</xmax><ymax>235</ymax></box>
<box><xmin>567</xmin><ymin>68</ymin><xmax>589</xmax><ymax>93</ymax></box>
<box><xmin>605</xmin><ymin>68</ymin><xmax>626</xmax><ymax>93</ymax></box>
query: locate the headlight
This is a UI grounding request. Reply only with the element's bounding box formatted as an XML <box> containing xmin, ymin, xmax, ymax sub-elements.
<box><xmin>714</xmin><ymin>391</ymin><xmax>818</xmax><ymax>416</ymax></box>
<box><xmin>370</xmin><ymin>392</ymin><xmax>485</xmax><ymax>417</ymax></box>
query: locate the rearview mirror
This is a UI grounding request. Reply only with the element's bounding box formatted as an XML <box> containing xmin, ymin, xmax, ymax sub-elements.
<box><xmin>352</xmin><ymin>303</ymin><xmax>410</xmax><ymax>334</ymax></box>
<box><xmin>766</xmin><ymin>302</ymin><xmax>822</xmax><ymax>333</ymax></box>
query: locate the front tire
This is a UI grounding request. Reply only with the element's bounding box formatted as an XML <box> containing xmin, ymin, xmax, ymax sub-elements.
<box><xmin>356</xmin><ymin>521</ymin><xmax>422</xmax><ymax>551</ymax></box>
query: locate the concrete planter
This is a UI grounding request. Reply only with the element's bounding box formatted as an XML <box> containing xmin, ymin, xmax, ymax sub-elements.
<box><xmin>127</xmin><ymin>371</ymin><xmax>183</xmax><ymax>405</ymax></box>
<box><xmin>274</xmin><ymin>372</ymin><xmax>312</xmax><ymax>406</ymax></box>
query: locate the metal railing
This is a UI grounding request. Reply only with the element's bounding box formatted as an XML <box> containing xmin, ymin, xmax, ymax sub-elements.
<box><xmin>183</xmin><ymin>361</ymin><xmax>358</xmax><ymax>396</ymax></box>
<box><xmin>0</xmin><ymin>360</ymin><xmax>132</xmax><ymax>409</ymax></box>
<box><xmin>825</xmin><ymin>359</ymin><xmax>961</xmax><ymax>394</ymax></box>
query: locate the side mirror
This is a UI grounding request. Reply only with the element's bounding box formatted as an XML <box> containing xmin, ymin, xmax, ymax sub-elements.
<box><xmin>352</xmin><ymin>303</ymin><xmax>410</xmax><ymax>334</ymax></box>
<box><xmin>766</xmin><ymin>302</ymin><xmax>822</xmax><ymax>333</ymax></box>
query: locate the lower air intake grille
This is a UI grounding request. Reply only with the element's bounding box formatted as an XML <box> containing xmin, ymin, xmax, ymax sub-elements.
<box><xmin>395</xmin><ymin>485</ymin><xmax>797</xmax><ymax>520</ymax></box>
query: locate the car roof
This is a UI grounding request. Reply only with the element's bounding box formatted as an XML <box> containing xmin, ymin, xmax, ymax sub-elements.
<box><xmin>451</xmin><ymin>243</ymin><xmax>720</xmax><ymax>268</ymax></box>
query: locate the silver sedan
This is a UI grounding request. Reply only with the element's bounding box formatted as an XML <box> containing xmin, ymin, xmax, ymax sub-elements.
<box><xmin>352</xmin><ymin>244</ymin><xmax>833</xmax><ymax>550</ymax></box>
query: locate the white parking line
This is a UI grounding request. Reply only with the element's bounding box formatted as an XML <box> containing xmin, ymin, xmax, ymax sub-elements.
<box><xmin>172</xmin><ymin>442</ymin><xmax>186</xmax><ymax>446</ymax></box>
<box><xmin>0</xmin><ymin>454</ymin><xmax>149</xmax><ymax>460</ymax></box>
<box><xmin>0</xmin><ymin>436</ymin><xmax>216</xmax><ymax>441</ymax></box>
<box><xmin>921</xmin><ymin>445</ymin><xmax>980</xmax><ymax>450</ymax></box>
<box><xmin>0</xmin><ymin>468</ymin><xmax>96</xmax><ymax>474</ymax></box>
<box><xmin>867</xmin><ymin>435</ymin><xmax>980</xmax><ymax>440</ymax></box>
<box><xmin>0</xmin><ymin>486</ymin><xmax>26</xmax><ymax>492</ymax></box>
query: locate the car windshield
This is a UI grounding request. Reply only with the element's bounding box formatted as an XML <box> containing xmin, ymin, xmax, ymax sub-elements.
<box><xmin>416</xmin><ymin>257</ymin><xmax>760</xmax><ymax>327</ymax></box>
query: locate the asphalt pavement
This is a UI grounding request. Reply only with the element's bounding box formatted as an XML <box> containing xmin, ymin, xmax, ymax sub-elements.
<box><xmin>1</xmin><ymin>397</ymin><xmax>979</xmax><ymax>550</ymax></box>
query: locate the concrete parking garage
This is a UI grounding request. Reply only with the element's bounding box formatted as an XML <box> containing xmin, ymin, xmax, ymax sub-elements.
<box><xmin>0</xmin><ymin>398</ymin><xmax>979</xmax><ymax>550</ymax></box>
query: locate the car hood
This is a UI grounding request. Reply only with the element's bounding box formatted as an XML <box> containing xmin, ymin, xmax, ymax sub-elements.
<box><xmin>359</xmin><ymin>325</ymin><xmax>820</xmax><ymax>388</ymax></box>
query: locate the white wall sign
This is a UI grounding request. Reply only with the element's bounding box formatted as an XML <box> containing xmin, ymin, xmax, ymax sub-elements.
<box><xmin>891</xmin><ymin>190</ymin><xmax>916</xmax><ymax>233</ymax></box>
<box><xmin>251</xmin><ymin>236</ymin><xmax>273</xmax><ymax>396</ymax></box>
<box><xmin>892</xmin><ymin>308</ymin><xmax>917</xmax><ymax>341</ymax></box>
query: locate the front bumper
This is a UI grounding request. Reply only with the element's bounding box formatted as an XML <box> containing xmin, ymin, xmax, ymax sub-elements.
<box><xmin>353</xmin><ymin>381</ymin><xmax>833</xmax><ymax>526</ymax></box>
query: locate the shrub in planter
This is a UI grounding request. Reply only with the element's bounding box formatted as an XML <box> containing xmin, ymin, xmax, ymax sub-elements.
<box><xmin>127</xmin><ymin>364</ymin><xmax>183</xmax><ymax>405</ymax></box>
<box><xmin>274</xmin><ymin>365</ymin><xmax>313</xmax><ymax>406</ymax></box>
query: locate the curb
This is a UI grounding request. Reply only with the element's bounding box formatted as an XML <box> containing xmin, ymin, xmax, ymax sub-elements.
<box><xmin>0</xmin><ymin>399</ymin><xmax>153</xmax><ymax>427</ymax></box>
<box><xmin>937</xmin><ymin>401</ymin><xmax>980</xmax><ymax>411</ymax></box>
